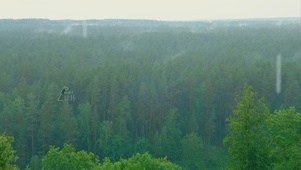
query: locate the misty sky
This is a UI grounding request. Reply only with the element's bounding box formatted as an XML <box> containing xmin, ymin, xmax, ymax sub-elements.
<box><xmin>1</xmin><ymin>0</ymin><xmax>300</xmax><ymax>20</ymax></box>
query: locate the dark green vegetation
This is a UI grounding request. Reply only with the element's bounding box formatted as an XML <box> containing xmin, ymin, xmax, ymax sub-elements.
<box><xmin>0</xmin><ymin>19</ymin><xmax>300</xmax><ymax>169</ymax></box>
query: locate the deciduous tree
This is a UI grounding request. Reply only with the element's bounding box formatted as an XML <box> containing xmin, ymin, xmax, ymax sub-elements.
<box><xmin>0</xmin><ymin>134</ymin><xmax>18</xmax><ymax>170</ymax></box>
<box><xmin>223</xmin><ymin>84</ymin><xmax>271</xmax><ymax>170</ymax></box>
<box><xmin>266</xmin><ymin>107</ymin><xmax>301</xmax><ymax>169</ymax></box>
<box><xmin>42</xmin><ymin>143</ymin><xmax>98</xmax><ymax>170</ymax></box>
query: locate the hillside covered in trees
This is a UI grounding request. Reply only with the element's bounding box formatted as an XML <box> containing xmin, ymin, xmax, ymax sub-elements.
<box><xmin>0</xmin><ymin>18</ymin><xmax>300</xmax><ymax>169</ymax></box>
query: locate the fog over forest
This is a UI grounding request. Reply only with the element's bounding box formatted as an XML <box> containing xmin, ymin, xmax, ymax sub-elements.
<box><xmin>0</xmin><ymin>18</ymin><xmax>300</xmax><ymax>169</ymax></box>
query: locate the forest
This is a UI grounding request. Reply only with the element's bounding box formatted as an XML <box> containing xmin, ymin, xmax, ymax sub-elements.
<box><xmin>0</xmin><ymin>18</ymin><xmax>300</xmax><ymax>169</ymax></box>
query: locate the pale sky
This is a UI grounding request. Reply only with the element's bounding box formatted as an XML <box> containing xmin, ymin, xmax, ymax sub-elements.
<box><xmin>1</xmin><ymin>0</ymin><xmax>300</xmax><ymax>20</ymax></box>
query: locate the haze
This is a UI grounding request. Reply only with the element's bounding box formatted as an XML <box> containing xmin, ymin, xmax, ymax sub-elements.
<box><xmin>1</xmin><ymin>0</ymin><xmax>300</xmax><ymax>20</ymax></box>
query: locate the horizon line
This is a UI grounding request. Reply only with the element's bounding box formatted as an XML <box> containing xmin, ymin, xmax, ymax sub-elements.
<box><xmin>0</xmin><ymin>16</ymin><xmax>300</xmax><ymax>22</ymax></box>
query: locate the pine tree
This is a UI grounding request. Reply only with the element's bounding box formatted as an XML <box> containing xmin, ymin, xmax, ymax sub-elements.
<box><xmin>153</xmin><ymin>108</ymin><xmax>181</xmax><ymax>161</ymax></box>
<box><xmin>78</xmin><ymin>102</ymin><xmax>93</xmax><ymax>152</ymax></box>
<box><xmin>26</xmin><ymin>93</ymin><xmax>38</xmax><ymax>157</ymax></box>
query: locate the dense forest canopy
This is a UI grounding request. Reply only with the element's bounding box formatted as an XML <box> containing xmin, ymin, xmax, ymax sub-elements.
<box><xmin>0</xmin><ymin>18</ymin><xmax>300</xmax><ymax>169</ymax></box>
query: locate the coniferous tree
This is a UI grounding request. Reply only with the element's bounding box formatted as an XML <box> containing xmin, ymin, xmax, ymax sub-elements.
<box><xmin>180</xmin><ymin>132</ymin><xmax>204</xmax><ymax>169</ymax></box>
<box><xmin>137</xmin><ymin>82</ymin><xmax>148</xmax><ymax>138</ymax></box>
<box><xmin>78</xmin><ymin>102</ymin><xmax>93</xmax><ymax>152</ymax></box>
<box><xmin>26</xmin><ymin>93</ymin><xmax>38</xmax><ymax>158</ymax></box>
<box><xmin>153</xmin><ymin>108</ymin><xmax>182</xmax><ymax>161</ymax></box>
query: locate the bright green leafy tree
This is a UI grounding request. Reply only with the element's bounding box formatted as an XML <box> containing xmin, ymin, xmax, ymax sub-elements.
<box><xmin>94</xmin><ymin>153</ymin><xmax>182</xmax><ymax>170</ymax></box>
<box><xmin>223</xmin><ymin>84</ymin><xmax>271</xmax><ymax>170</ymax></box>
<box><xmin>42</xmin><ymin>143</ymin><xmax>98</xmax><ymax>170</ymax></box>
<box><xmin>0</xmin><ymin>133</ymin><xmax>19</xmax><ymax>170</ymax></box>
<box><xmin>266</xmin><ymin>107</ymin><xmax>301</xmax><ymax>169</ymax></box>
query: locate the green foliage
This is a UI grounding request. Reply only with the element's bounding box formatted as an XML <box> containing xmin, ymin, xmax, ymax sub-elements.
<box><xmin>97</xmin><ymin>121</ymin><xmax>113</xmax><ymax>158</ymax></box>
<box><xmin>118</xmin><ymin>153</ymin><xmax>182</xmax><ymax>170</ymax></box>
<box><xmin>27</xmin><ymin>155</ymin><xmax>41</xmax><ymax>170</ymax></box>
<box><xmin>202</xmin><ymin>146</ymin><xmax>226</xmax><ymax>170</ymax></box>
<box><xmin>115</xmin><ymin>95</ymin><xmax>132</xmax><ymax>136</ymax></box>
<box><xmin>0</xmin><ymin>134</ymin><xmax>18</xmax><ymax>170</ymax></box>
<box><xmin>95</xmin><ymin>153</ymin><xmax>182</xmax><ymax>170</ymax></box>
<box><xmin>42</xmin><ymin>143</ymin><xmax>182</xmax><ymax>170</ymax></box>
<box><xmin>153</xmin><ymin>108</ymin><xmax>182</xmax><ymax>161</ymax></box>
<box><xmin>112</xmin><ymin>96</ymin><xmax>132</xmax><ymax>158</ymax></box>
<box><xmin>224</xmin><ymin>84</ymin><xmax>271</xmax><ymax>170</ymax></box>
<box><xmin>42</xmin><ymin>143</ymin><xmax>98</xmax><ymax>170</ymax></box>
<box><xmin>180</xmin><ymin>132</ymin><xmax>204</xmax><ymax>169</ymax></box>
<box><xmin>134</xmin><ymin>138</ymin><xmax>153</xmax><ymax>154</ymax></box>
<box><xmin>78</xmin><ymin>102</ymin><xmax>93</xmax><ymax>151</ymax></box>
<box><xmin>93</xmin><ymin>158</ymin><xmax>114</xmax><ymax>170</ymax></box>
<box><xmin>266</xmin><ymin>107</ymin><xmax>301</xmax><ymax>169</ymax></box>
<box><xmin>108</xmin><ymin>135</ymin><xmax>130</xmax><ymax>161</ymax></box>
